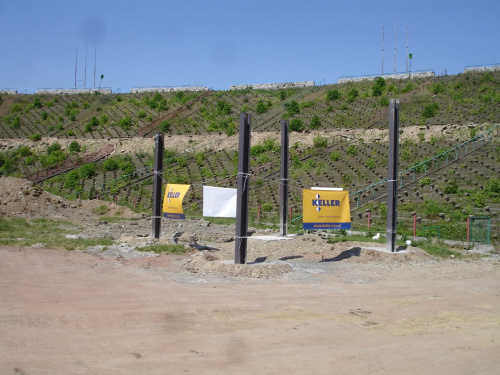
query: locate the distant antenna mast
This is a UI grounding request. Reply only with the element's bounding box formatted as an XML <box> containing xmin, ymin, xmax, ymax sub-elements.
<box><xmin>84</xmin><ymin>44</ymin><xmax>88</xmax><ymax>89</ymax></box>
<box><xmin>406</xmin><ymin>21</ymin><xmax>409</xmax><ymax>74</ymax></box>
<box><xmin>393</xmin><ymin>21</ymin><xmax>397</xmax><ymax>74</ymax></box>
<box><xmin>74</xmin><ymin>46</ymin><xmax>78</xmax><ymax>89</ymax></box>
<box><xmin>382</xmin><ymin>23</ymin><xmax>385</xmax><ymax>75</ymax></box>
<box><xmin>94</xmin><ymin>46</ymin><xmax>97</xmax><ymax>90</ymax></box>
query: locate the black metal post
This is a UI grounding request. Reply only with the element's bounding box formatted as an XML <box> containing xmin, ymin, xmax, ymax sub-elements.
<box><xmin>235</xmin><ymin>113</ymin><xmax>251</xmax><ymax>264</ymax></box>
<box><xmin>386</xmin><ymin>99</ymin><xmax>399</xmax><ymax>252</ymax></box>
<box><xmin>280</xmin><ymin>119</ymin><xmax>289</xmax><ymax>236</ymax></box>
<box><xmin>152</xmin><ymin>133</ymin><xmax>164</xmax><ymax>239</ymax></box>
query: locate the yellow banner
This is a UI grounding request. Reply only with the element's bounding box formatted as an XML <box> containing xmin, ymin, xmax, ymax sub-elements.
<box><xmin>302</xmin><ymin>189</ymin><xmax>351</xmax><ymax>230</ymax></box>
<box><xmin>163</xmin><ymin>184</ymin><xmax>190</xmax><ymax>219</ymax></box>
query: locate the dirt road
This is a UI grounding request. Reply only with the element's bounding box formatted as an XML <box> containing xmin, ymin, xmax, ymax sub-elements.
<box><xmin>1</xmin><ymin>246</ymin><xmax>499</xmax><ymax>375</ymax></box>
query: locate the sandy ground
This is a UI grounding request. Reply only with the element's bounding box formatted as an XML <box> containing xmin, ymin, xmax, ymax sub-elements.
<box><xmin>1</xmin><ymin>245</ymin><xmax>499</xmax><ymax>375</ymax></box>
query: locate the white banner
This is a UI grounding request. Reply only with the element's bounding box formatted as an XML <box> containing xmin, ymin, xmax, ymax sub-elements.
<box><xmin>203</xmin><ymin>186</ymin><xmax>237</xmax><ymax>218</ymax></box>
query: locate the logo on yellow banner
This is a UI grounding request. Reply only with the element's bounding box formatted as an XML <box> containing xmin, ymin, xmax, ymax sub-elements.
<box><xmin>163</xmin><ymin>184</ymin><xmax>190</xmax><ymax>219</ymax></box>
<box><xmin>302</xmin><ymin>189</ymin><xmax>351</xmax><ymax>230</ymax></box>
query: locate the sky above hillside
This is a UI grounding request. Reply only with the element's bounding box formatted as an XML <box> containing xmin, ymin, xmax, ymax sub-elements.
<box><xmin>0</xmin><ymin>0</ymin><xmax>499</xmax><ymax>93</ymax></box>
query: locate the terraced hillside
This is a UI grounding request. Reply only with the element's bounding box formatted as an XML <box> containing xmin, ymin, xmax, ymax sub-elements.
<box><xmin>1</xmin><ymin>70</ymin><xmax>499</xmax><ymax>244</ymax></box>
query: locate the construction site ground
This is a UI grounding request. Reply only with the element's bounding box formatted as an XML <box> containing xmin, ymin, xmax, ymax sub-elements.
<box><xmin>1</xmin><ymin>176</ymin><xmax>499</xmax><ymax>374</ymax></box>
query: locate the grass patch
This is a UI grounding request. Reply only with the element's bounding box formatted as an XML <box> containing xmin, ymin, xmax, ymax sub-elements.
<box><xmin>137</xmin><ymin>244</ymin><xmax>189</xmax><ymax>254</ymax></box>
<box><xmin>412</xmin><ymin>240</ymin><xmax>462</xmax><ymax>258</ymax></box>
<box><xmin>0</xmin><ymin>217</ymin><xmax>114</xmax><ymax>250</ymax></box>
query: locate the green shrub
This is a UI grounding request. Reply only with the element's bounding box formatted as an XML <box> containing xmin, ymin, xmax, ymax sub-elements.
<box><xmin>366</xmin><ymin>158</ymin><xmax>376</xmax><ymax>169</ymax></box>
<box><xmin>347</xmin><ymin>88</ymin><xmax>359</xmax><ymax>102</ymax></box>
<box><xmin>485</xmin><ymin>178</ymin><xmax>500</xmax><ymax>194</ymax></box>
<box><xmin>79</xmin><ymin>163</ymin><xmax>95</xmax><ymax>179</ymax></box>
<box><xmin>261</xmin><ymin>203</ymin><xmax>273</xmax><ymax>212</ymax></box>
<box><xmin>346</xmin><ymin>145</ymin><xmax>358</xmax><ymax>156</ymax></box>
<box><xmin>379</xmin><ymin>96</ymin><xmax>389</xmax><ymax>107</ymax></box>
<box><xmin>310</xmin><ymin>115</ymin><xmax>321</xmax><ymax>129</ymax></box>
<box><xmin>120</xmin><ymin>161</ymin><xmax>136</xmax><ymax>177</ymax></box>
<box><xmin>286</xmin><ymin>100</ymin><xmax>300</xmax><ymax>116</ymax></box>
<box><xmin>289</xmin><ymin>118</ymin><xmax>303</xmax><ymax>132</ymax></box>
<box><xmin>41</xmin><ymin>111</ymin><xmax>48</xmax><ymax>120</ymax></box>
<box><xmin>313</xmin><ymin>135</ymin><xmax>328</xmax><ymax>148</ymax></box>
<box><xmin>402</xmin><ymin>82</ymin><xmax>415</xmax><ymax>93</ymax></box>
<box><xmin>372</xmin><ymin>77</ymin><xmax>386</xmax><ymax>96</ymax></box>
<box><xmin>159</xmin><ymin>121</ymin><xmax>170</xmax><ymax>133</ymax></box>
<box><xmin>443</xmin><ymin>180</ymin><xmax>458</xmax><ymax>194</ymax></box>
<box><xmin>18</xmin><ymin>146</ymin><xmax>32</xmax><ymax>157</ymax></box>
<box><xmin>11</xmin><ymin>104</ymin><xmax>22</xmax><ymax>113</ymax></box>
<box><xmin>194</xmin><ymin>152</ymin><xmax>205</xmax><ymax>166</ymax></box>
<box><xmin>217</xmin><ymin>100</ymin><xmax>231</xmax><ymax>115</ymax></box>
<box><xmin>33</xmin><ymin>97</ymin><xmax>43</xmax><ymax>108</ymax></box>
<box><xmin>64</xmin><ymin>169</ymin><xmax>81</xmax><ymax>189</ymax></box>
<box><xmin>103</xmin><ymin>158</ymin><xmax>120</xmax><ymax>171</ymax></box>
<box><xmin>68</xmin><ymin>141</ymin><xmax>81</xmax><ymax>154</ymax></box>
<box><xmin>423</xmin><ymin>199</ymin><xmax>443</xmax><ymax>218</ymax></box>
<box><xmin>138</xmin><ymin>110</ymin><xmax>147</xmax><ymax>118</ymax></box>
<box><xmin>28</xmin><ymin>134</ymin><xmax>41</xmax><ymax>141</ymax></box>
<box><xmin>330</xmin><ymin>151</ymin><xmax>340</xmax><ymax>161</ymax></box>
<box><xmin>432</xmin><ymin>83</ymin><xmax>445</xmax><ymax>95</ymax></box>
<box><xmin>47</xmin><ymin>142</ymin><xmax>61</xmax><ymax>155</ymax></box>
<box><xmin>11</xmin><ymin>116</ymin><xmax>20</xmax><ymax>129</ymax></box>
<box><xmin>326</xmin><ymin>89</ymin><xmax>341</xmax><ymax>101</ymax></box>
<box><xmin>255</xmin><ymin>100</ymin><xmax>267</xmax><ymax>114</ymax></box>
<box><xmin>263</xmin><ymin>138</ymin><xmax>280</xmax><ymax>153</ymax></box>
<box><xmin>118</xmin><ymin>116</ymin><xmax>132</xmax><ymax>130</ymax></box>
<box><xmin>40</xmin><ymin>149</ymin><xmax>66</xmax><ymax>167</ymax></box>
<box><xmin>419</xmin><ymin>177</ymin><xmax>431</xmax><ymax>186</ymax></box>
<box><xmin>99</xmin><ymin>114</ymin><xmax>108</xmax><ymax>125</ymax></box>
<box><xmin>250</xmin><ymin>144</ymin><xmax>266</xmax><ymax>156</ymax></box>
<box><xmin>422</xmin><ymin>103</ymin><xmax>439</xmax><ymax>118</ymax></box>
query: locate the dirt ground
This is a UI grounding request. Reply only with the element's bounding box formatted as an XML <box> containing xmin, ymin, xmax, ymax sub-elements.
<box><xmin>1</xmin><ymin>246</ymin><xmax>499</xmax><ymax>375</ymax></box>
<box><xmin>1</xmin><ymin>176</ymin><xmax>500</xmax><ymax>374</ymax></box>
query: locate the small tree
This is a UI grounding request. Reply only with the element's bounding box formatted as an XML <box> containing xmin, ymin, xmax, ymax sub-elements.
<box><xmin>372</xmin><ymin>77</ymin><xmax>386</xmax><ymax>97</ymax></box>
<box><xmin>289</xmin><ymin>118</ymin><xmax>304</xmax><ymax>132</ymax></box>
<box><xmin>255</xmin><ymin>100</ymin><xmax>267</xmax><ymax>114</ymax></box>
<box><xmin>326</xmin><ymin>89</ymin><xmax>341</xmax><ymax>101</ymax></box>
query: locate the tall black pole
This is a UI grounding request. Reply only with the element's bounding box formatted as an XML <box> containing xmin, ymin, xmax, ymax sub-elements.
<box><xmin>280</xmin><ymin>120</ymin><xmax>289</xmax><ymax>236</ymax></box>
<box><xmin>152</xmin><ymin>133</ymin><xmax>164</xmax><ymax>239</ymax></box>
<box><xmin>235</xmin><ymin>113</ymin><xmax>251</xmax><ymax>264</ymax></box>
<box><xmin>386</xmin><ymin>99</ymin><xmax>399</xmax><ymax>252</ymax></box>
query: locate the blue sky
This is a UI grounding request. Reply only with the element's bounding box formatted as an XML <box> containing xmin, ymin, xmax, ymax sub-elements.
<box><xmin>1</xmin><ymin>0</ymin><xmax>499</xmax><ymax>93</ymax></box>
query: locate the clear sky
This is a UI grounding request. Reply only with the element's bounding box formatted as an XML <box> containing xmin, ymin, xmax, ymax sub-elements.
<box><xmin>1</xmin><ymin>0</ymin><xmax>499</xmax><ymax>93</ymax></box>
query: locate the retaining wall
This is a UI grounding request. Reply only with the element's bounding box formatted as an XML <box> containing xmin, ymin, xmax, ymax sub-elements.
<box><xmin>338</xmin><ymin>71</ymin><xmax>435</xmax><ymax>84</ymax></box>
<box><xmin>0</xmin><ymin>89</ymin><xmax>18</xmax><ymax>95</ymax></box>
<box><xmin>35</xmin><ymin>88</ymin><xmax>112</xmax><ymax>95</ymax></box>
<box><xmin>130</xmin><ymin>86</ymin><xmax>209</xmax><ymax>94</ymax></box>
<box><xmin>230</xmin><ymin>81</ymin><xmax>315</xmax><ymax>91</ymax></box>
<box><xmin>464</xmin><ymin>65</ymin><xmax>500</xmax><ymax>73</ymax></box>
